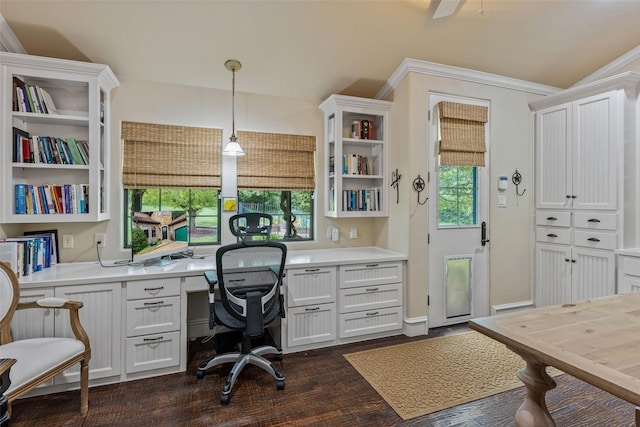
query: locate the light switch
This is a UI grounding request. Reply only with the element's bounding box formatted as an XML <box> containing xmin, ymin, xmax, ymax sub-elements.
<box><xmin>498</xmin><ymin>195</ymin><xmax>507</xmax><ymax>207</ymax></box>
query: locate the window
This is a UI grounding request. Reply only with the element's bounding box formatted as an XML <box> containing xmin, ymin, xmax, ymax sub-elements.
<box><xmin>438</xmin><ymin>166</ymin><xmax>477</xmax><ymax>227</ymax></box>
<box><xmin>237</xmin><ymin>190</ymin><xmax>313</xmax><ymax>240</ymax></box>
<box><xmin>236</xmin><ymin>131</ymin><xmax>316</xmax><ymax>241</ymax></box>
<box><xmin>124</xmin><ymin>189</ymin><xmax>220</xmax><ymax>247</ymax></box>
<box><xmin>121</xmin><ymin>122</ymin><xmax>222</xmax><ymax>247</ymax></box>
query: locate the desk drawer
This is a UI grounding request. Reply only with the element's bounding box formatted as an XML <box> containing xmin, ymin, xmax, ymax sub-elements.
<box><xmin>339</xmin><ymin>283</ymin><xmax>402</xmax><ymax>314</ymax></box>
<box><xmin>339</xmin><ymin>262</ymin><xmax>403</xmax><ymax>289</ymax></box>
<box><xmin>125</xmin><ymin>331</ymin><xmax>180</xmax><ymax>373</ymax></box>
<box><xmin>339</xmin><ymin>306</ymin><xmax>402</xmax><ymax>338</ymax></box>
<box><xmin>286</xmin><ymin>266</ymin><xmax>336</xmax><ymax>307</ymax></box>
<box><xmin>127</xmin><ymin>277</ymin><xmax>180</xmax><ymax>300</ymax></box>
<box><xmin>126</xmin><ymin>296</ymin><xmax>180</xmax><ymax>337</ymax></box>
<box><xmin>536</xmin><ymin>227</ymin><xmax>571</xmax><ymax>245</ymax></box>
<box><xmin>286</xmin><ymin>303</ymin><xmax>336</xmax><ymax>348</ymax></box>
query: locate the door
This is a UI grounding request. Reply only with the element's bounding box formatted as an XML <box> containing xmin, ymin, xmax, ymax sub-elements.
<box><xmin>427</xmin><ymin>93</ymin><xmax>490</xmax><ymax>328</ymax></box>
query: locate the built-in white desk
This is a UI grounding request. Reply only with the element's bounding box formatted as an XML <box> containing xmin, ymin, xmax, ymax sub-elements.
<box><xmin>15</xmin><ymin>247</ymin><xmax>406</xmax><ymax>395</ymax></box>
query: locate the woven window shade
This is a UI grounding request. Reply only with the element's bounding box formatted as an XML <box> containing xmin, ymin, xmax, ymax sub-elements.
<box><xmin>236</xmin><ymin>131</ymin><xmax>316</xmax><ymax>190</ymax></box>
<box><xmin>122</xmin><ymin>121</ymin><xmax>222</xmax><ymax>188</ymax></box>
<box><xmin>438</xmin><ymin>101</ymin><xmax>488</xmax><ymax>167</ymax></box>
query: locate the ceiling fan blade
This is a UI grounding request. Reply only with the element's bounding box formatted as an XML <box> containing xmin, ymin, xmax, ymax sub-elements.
<box><xmin>433</xmin><ymin>0</ymin><xmax>462</xmax><ymax>19</ymax></box>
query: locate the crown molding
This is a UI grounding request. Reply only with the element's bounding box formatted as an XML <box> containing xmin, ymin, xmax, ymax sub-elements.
<box><xmin>571</xmin><ymin>44</ymin><xmax>640</xmax><ymax>88</ymax></box>
<box><xmin>376</xmin><ymin>58</ymin><xmax>561</xmax><ymax>100</ymax></box>
<box><xmin>0</xmin><ymin>13</ymin><xmax>26</xmax><ymax>54</ymax></box>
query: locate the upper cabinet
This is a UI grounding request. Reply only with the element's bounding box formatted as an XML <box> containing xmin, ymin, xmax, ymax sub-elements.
<box><xmin>534</xmin><ymin>91</ymin><xmax>620</xmax><ymax>211</ymax></box>
<box><xmin>319</xmin><ymin>95</ymin><xmax>391</xmax><ymax>218</ymax></box>
<box><xmin>0</xmin><ymin>52</ymin><xmax>119</xmax><ymax>223</ymax></box>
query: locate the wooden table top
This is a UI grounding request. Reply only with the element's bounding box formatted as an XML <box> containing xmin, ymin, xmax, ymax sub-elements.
<box><xmin>469</xmin><ymin>293</ymin><xmax>640</xmax><ymax>407</ymax></box>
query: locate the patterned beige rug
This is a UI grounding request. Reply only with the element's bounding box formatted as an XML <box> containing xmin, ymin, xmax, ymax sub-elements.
<box><xmin>344</xmin><ymin>331</ymin><xmax>561</xmax><ymax>420</ymax></box>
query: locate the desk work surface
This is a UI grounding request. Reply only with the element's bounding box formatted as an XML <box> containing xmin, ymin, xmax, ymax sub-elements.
<box><xmin>17</xmin><ymin>246</ymin><xmax>406</xmax><ymax>288</ymax></box>
<box><xmin>469</xmin><ymin>293</ymin><xmax>640</xmax><ymax>406</ymax></box>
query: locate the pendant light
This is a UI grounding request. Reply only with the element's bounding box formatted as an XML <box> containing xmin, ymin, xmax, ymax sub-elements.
<box><xmin>222</xmin><ymin>59</ymin><xmax>245</xmax><ymax>156</ymax></box>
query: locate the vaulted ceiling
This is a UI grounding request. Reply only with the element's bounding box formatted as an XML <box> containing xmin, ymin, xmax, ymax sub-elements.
<box><xmin>3</xmin><ymin>1</ymin><xmax>640</xmax><ymax>100</ymax></box>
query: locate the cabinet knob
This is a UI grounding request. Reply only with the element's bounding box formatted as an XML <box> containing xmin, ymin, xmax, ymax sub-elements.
<box><xmin>546</xmin><ymin>234</ymin><xmax>558</xmax><ymax>238</ymax></box>
<box><xmin>587</xmin><ymin>237</ymin><xmax>601</xmax><ymax>242</ymax></box>
<box><xmin>587</xmin><ymin>219</ymin><xmax>601</xmax><ymax>223</ymax></box>
<box><xmin>546</xmin><ymin>217</ymin><xmax>557</xmax><ymax>221</ymax></box>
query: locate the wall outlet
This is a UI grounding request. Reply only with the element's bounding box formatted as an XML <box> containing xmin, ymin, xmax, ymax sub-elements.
<box><xmin>331</xmin><ymin>227</ymin><xmax>340</xmax><ymax>241</ymax></box>
<box><xmin>95</xmin><ymin>233</ymin><xmax>106</xmax><ymax>248</ymax></box>
<box><xmin>62</xmin><ymin>234</ymin><xmax>74</xmax><ymax>249</ymax></box>
<box><xmin>349</xmin><ymin>227</ymin><xmax>358</xmax><ymax>239</ymax></box>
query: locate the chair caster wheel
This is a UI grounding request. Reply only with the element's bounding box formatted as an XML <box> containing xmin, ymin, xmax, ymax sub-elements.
<box><xmin>277</xmin><ymin>379</ymin><xmax>285</xmax><ymax>390</ymax></box>
<box><xmin>221</xmin><ymin>394</ymin><xmax>230</xmax><ymax>405</ymax></box>
<box><xmin>275</xmin><ymin>353</ymin><xmax>283</xmax><ymax>361</ymax></box>
<box><xmin>196</xmin><ymin>370</ymin><xmax>205</xmax><ymax>379</ymax></box>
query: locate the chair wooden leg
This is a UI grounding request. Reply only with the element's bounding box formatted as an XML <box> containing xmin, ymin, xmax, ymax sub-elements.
<box><xmin>80</xmin><ymin>358</ymin><xmax>89</xmax><ymax>416</ymax></box>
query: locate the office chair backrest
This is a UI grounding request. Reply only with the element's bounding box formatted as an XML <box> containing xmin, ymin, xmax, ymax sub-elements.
<box><xmin>216</xmin><ymin>240</ymin><xmax>287</xmax><ymax>325</ymax></box>
<box><xmin>229</xmin><ymin>213</ymin><xmax>273</xmax><ymax>242</ymax></box>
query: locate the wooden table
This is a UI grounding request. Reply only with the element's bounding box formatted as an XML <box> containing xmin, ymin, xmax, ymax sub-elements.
<box><xmin>469</xmin><ymin>294</ymin><xmax>640</xmax><ymax>427</ymax></box>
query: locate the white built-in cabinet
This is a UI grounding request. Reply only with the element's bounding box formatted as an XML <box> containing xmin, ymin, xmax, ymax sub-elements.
<box><xmin>531</xmin><ymin>73</ymin><xmax>640</xmax><ymax>307</ymax></box>
<box><xmin>13</xmin><ymin>282</ymin><xmax>122</xmax><ymax>385</ymax></box>
<box><xmin>319</xmin><ymin>95</ymin><xmax>391</xmax><ymax>217</ymax></box>
<box><xmin>283</xmin><ymin>261</ymin><xmax>404</xmax><ymax>353</ymax></box>
<box><xmin>0</xmin><ymin>52</ymin><xmax>119</xmax><ymax>223</ymax></box>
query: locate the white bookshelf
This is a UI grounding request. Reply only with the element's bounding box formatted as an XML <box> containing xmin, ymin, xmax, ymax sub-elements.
<box><xmin>0</xmin><ymin>52</ymin><xmax>119</xmax><ymax>223</ymax></box>
<box><xmin>319</xmin><ymin>94</ymin><xmax>391</xmax><ymax>217</ymax></box>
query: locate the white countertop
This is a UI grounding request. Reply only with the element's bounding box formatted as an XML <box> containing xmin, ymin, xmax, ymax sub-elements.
<box><xmin>18</xmin><ymin>246</ymin><xmax>406</xmax><ymax>288</ymax></box>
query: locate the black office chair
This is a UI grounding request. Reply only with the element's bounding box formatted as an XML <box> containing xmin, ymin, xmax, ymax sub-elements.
<box><xmin>196</xmin><ymin>213</ymin><xmax>286</xmax><ymax>404</ymax></box>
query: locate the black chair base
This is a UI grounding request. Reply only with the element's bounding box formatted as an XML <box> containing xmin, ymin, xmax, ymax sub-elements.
<box><xmin>196</xmin><ymin>343</ymin><xmax>285</xmax><ymax>404</ymax></box>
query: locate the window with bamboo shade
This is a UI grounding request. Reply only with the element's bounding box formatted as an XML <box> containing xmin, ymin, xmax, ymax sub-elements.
<box><xmin>438</xmin><ymin>101</ymin><xmax>488</xmax><ymax>167</ymax></box>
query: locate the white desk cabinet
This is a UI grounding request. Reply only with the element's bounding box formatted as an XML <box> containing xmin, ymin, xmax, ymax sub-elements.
<box><xmin>284</xmin><ymin>266</ymin><xmax>337</xmax><ymax>349</ymax></box>
<box><xmin>124</xmin><ymin>277</ymin><xmax>181</xmax><ymax>374</ymax></box>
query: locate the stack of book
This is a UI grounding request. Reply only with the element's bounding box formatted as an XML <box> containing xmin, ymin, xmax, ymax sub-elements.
<box><xmin>13</xmin><ymin>76</ymin><xmax>58</xmax><ymax>114</ymax></box>
<box><xmin>350</xmin><ymin>119</ymin><xmax>376</xmax><ymax>140</ymax></box>
<box><xmin>342</xmin><ymin>153</ymin><xmax>375</xmax><ymax>175</ymax></box>
<box><xmin>0</xmin><ymin>232</ymin><xmax>58</xmax><ymax>278</ymax></box>
<box><xmin>13</xmin><ymin>128</ymin><xmax>89</xmax><ymax>165</ymax></box>
<box><xmin>342</xmin><ymin>188</ymin><xmax>381</xmax><ymax>211</ymax></box>
<box><xmin>15</xmin><ymin>183</ymin><xmax>89</xmax><ymax>215</ymax></box>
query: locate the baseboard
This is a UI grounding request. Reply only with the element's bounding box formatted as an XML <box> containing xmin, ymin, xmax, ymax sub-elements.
<box><xmin>490</xmin><ymin>300</ymin><xmax>534</xmax><ymax>316</ymax></box>
<box><xmin>403</xmin><ymin>316</ymin><xmax>428</xmax><ymax>336</ymax></box>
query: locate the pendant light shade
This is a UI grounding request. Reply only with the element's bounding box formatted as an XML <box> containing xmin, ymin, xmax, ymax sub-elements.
<box><xmin>223</xmin><ymin>59</ymin><xmax>245</xmax><ymax>156</ymax></box>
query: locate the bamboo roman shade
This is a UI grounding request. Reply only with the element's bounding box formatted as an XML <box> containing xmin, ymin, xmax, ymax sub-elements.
<box><xmin>236</xmin><ymin>130</ymin><xmax>316</xmax><ymax>190</ymax></box>
<box><xmin>122</xmin><ymin>121</ymin><xmax>222</xmax><ymax>188</ymax></box>
<box><xmin>438</xmin><ymin>101</ymin><xmax>488</xmax><ymax>167</ymax></box>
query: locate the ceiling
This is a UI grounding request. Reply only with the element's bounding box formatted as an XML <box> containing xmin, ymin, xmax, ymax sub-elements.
<box><xmin>3</xmin><ymin>0</ymin><xmax>640</xmax><ymax>101</ymax></box>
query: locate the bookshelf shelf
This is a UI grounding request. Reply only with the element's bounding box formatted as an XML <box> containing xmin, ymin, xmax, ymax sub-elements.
<box><xmin>319</xmin><ymin>94</ymin><xmax>392</xmax><ymax>217</ymax></box>
<box><xmin>1</xmin><ymin>52</ymin><xmax>119</xmax><ymax>223</ymax></box>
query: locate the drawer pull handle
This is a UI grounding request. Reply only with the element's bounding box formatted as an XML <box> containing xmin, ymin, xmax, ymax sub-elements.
<box><xmin>366</xmin><ymin>311</ymin><xmax>379</xmax><ymax>316</ymax></box>
<box><xmin>546</xmin><ymin>234</ymin><xmax>558</xmax><ymax>238</ymax></box>
<box><xmin>565</xmin><ymin>258</ymin><xmax>570</xmax><ymax>262</ymax></box>
<box><xmin>144</xmin><ymin>286</ymin><xmax>164</xmax><ymax>291</ymax></box>
<box><xmin>144</xmin><ymin>301</ymin><xmax>164</xmax><ymax>306</ymax></box>
<box><xmin>365</xmin><ymin>287</ymin><xmax>379</xmax><ymax>292</ymax></box>
<box><xmin>305</xmin><ymin>268</ymin><xmax>320</xmax><ymax>272</ymax></box>
<box><xmin>365</xmin><ymin>264</ymin><xmax>379</xmax><ymax>268</ymax></box>
<box><xmin>546</xmin><ymin>217</ymin><xmax>557</xmax><ymax>221</ymax></box>
<box><xmin>587</xmin><ymin>219</ymin><xmax>601</xmax><ymax>223</ymax></box>
<box><xmin>587</xmin><ymin>238</ymin><xmax>601</xmax><ymax>242</ymax></box>
<box><xmin>143</xmin><ymin>336</ymin><xmax>163</xmax><ymax>342</ymax></box>
<box><xmin>305</xmin><ymin>307</ymin><xmax>320</xmax><ymax>311</ymax></box>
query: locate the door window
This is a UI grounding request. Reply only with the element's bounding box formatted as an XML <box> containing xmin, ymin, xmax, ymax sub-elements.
<box><xmin>438</xmin><ymin>166</ymin><xmax>478</xmax><ymax>227</ymax></box>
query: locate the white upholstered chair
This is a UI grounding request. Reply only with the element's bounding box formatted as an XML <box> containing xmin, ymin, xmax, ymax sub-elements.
<box><xmin>0</xmin><ymin>261</ymin><xmax>91</xmax><ymax>416</ymax></box>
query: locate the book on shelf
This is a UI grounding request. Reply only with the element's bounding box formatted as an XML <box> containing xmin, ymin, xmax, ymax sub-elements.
<box><xmin>0</xmin><ymin>232</ymin><xmax>58</xmax><ymax>277</ymax></box>
<box><xmin>342</xmin><ymin>153</ymin><xmax>375</xmax><ymax>175</ymax></box>
<box><xmin>12</xmin><ymin>76</ymin><xmax>58</xmax><ymax>114</ymax></box>
<box><xmin>349</xmin><ymin>119</ymin><xmax>376</xmax><ymax>140</ymax></box>
<box><xmin>15</xmin><ymin>183</ymin><xmax>89</xmax><ymax>215</ymax></box>
<box><xmin>341</xmin><ymin>188</ymin><xmax>381</xmax><ymax>212</ymax></box>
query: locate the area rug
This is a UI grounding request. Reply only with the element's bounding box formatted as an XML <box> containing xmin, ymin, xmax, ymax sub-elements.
<box><xmin>344</xmin><ymin>331</ymin><xmax>562</xmax><ymax>420</ymax></box>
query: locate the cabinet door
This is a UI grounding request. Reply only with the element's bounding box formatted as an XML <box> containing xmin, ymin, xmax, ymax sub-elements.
<box><xmin>11</xmin><ymin>287</ymin><xmax>55</xmax><ymax>340</ymax></box>
<box><xmin>571</xmin><ymin>247</ymin><xmax>615</xmax><ymax>301</ymax></box>
<box><xmin>572</xmin><ymin>91</ymin><xmax>619</xmax><ymax>210</ymax></box>
<box><xmin>536</xmin><ymin>103</ymin><xmax>572</xmax><ymax>209</ymax></box>
<box><xmin>534</xmin><ymin>242</ymin><xmax>571</xmax><ymax>307</ymax></box>
<box><xmin>54</xmin><ymin>282</ymin><xmax>122</xmax><ymax>383</ymax></box>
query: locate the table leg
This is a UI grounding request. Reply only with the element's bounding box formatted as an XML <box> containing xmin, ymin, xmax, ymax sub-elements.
<box><xmin>514</xmin><ymin>356</ymin><xmax>557</xmax><ymax>427</ymax></box>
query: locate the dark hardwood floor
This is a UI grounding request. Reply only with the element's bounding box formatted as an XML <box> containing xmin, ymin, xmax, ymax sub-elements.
<box><xmin>8</xmin><ymin>325</ymin><xmax>638</xmax><ymax>426</ymax></box>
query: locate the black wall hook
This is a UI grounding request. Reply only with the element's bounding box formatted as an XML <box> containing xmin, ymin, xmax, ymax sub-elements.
<box><xmin>512</xmin><ymin>169</ymin><xmax>526</xmax><ymax>197</ymax></box>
